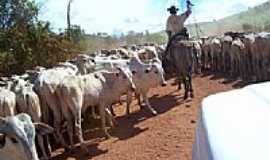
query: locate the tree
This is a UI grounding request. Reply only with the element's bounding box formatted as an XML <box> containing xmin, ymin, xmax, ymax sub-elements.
<box><xmin>0</xmin><ymin>0</ymin><xmax>79</xmax><ymax>75</ymax></box>
<box><xmin>68</xmin><ymin>25</ymin><xmax>85</xmax><ymax>43</ymax></box>
<box><xmin>0</xmin><ymin>0</ymin><xmax>38</xmax><ymax>30</ymax></box>
<box><xmin>67</xmin><ymin>0</ymin><xmax>74</xmax><ymax>40</ymax></box>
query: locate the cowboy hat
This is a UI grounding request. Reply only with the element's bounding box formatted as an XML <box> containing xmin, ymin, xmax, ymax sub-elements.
<box><xmin>167</xmin><ymin>5</ymin><xmax>179</xmax><ymax>12</ymax></box>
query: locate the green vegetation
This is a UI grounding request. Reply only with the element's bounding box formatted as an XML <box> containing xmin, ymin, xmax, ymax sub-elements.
<box><xmin>0</xmin><ymin>0</ymin><xmax>166</xmax><ymax>76</ymax></box>
<box><xmin>0</xmin><ymin>0</ymin><xmax>81</xmax><ymax>76</ymax></box>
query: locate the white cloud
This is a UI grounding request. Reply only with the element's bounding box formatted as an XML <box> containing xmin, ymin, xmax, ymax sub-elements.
<box><xmin>37</xmin><ymin>0</ymin><xmax>270</xmax><ymax>34</ymax></box>
<box><xmin>38</xmin><ymin>0</ymin><xmax>163</xmax><ymax>34</ymax></box>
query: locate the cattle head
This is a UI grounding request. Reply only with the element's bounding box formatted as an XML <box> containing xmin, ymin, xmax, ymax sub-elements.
<box><xmin>10</xmin><ymin>78</ymin><xmax>27</xmax><ymax>93</ymax></box>
<box><xmin>69</xmin><ymin>55</ymin><xmax>96</xmax><ymax>75</ymax></box>
<box><xmin>115</xmin><ymin>66</ymin><xmax>136</xmax><ymax>91</ymax></box>
<box><xmin>0</xmin><ymin>113</ymin><xmax>53</xmax><ymax>160</ymax></box>
<box><xmin>102</xmin><ymin>66</ymin><xmax>136</xmax><ymax>92</ymax></box>
<box><xmin>132</xmin><ymin>62</ymin><xmax>167</xmax><ymax>88</ymax></box>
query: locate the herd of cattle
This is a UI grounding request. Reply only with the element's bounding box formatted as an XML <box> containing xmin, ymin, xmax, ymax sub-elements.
<box><xmin>0</xmin><ymin>44</ymin><xmax>168</xmax><ymax>160</ymax></box>
<box><xmin>200</xmin><ymin>31</ymin><xmax>270</xmax><ymax>81</ymax></box>
<box><xmin>0</xmin><ymin>31</ymin><xmax>269</xmax><ymax>160</ymax></box>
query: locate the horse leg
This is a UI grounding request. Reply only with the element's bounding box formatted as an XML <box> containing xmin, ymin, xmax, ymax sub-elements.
<box><xmin>183</xmin><ymin>77</ymin><xmax>188</xmax><ymax>100</ymax></box>
<box><xmin>178</xmin><ymin>78</ymin><xmax>182</xmax><ymax>90</ymax></box>
<box><xmin>189</xmin><ymin>74</ymin><xmax>194</xmax><ymax>98</ymax></box>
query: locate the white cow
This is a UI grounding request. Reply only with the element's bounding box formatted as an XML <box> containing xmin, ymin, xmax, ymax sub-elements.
<box><xmin>69</xmin><ymin>54</ymin><xmax>96</xmax><ymax>74</ymax></box>
<box><xmin>0</xmin><ymin>89</ymin><xmax>16</xmax><ymax>117</ymax></box>
<box><xmin>34</xmin><ymin>62</ymin><xmax>78</xmax><ymax>149</ymax></box>
<box><xmin>0</xmin><ymin>113</ymin><xmax>53</xmax><ymax>160</ymax></box>
<box><xmin>92</xmin><ymin>55</ymin><xmax>167</xmax><ymax>116</ymax></box>
<box><xmin>138</xmin><ymin>46</ymin><xmax>159</xmax><ymax>61</ymax></box>
<box><xmin>126</xmin><ymin>56</ymin><xmax>167</xmax><ymax>115</ymax></box>
<box><xmin>11</xmin><ymin>79</ymin><xmax>50</xmax><ymax>159</ymax></box>
<box><xmin>56</xmin><ymin>67</ymin><xmax>136</xmax><ymax>150</ymax></box>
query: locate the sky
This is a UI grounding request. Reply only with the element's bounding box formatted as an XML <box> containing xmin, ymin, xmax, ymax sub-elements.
<box><xmin>37</xmin><ymin>0</ymin><xmax>269</xmax><ymax>35</ymax></box>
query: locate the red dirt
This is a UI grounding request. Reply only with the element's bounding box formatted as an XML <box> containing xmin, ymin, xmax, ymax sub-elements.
<box><xmin>51</xmin><ymin>73</ymin><xmax>245</xmax><ymax>160</ymax></box>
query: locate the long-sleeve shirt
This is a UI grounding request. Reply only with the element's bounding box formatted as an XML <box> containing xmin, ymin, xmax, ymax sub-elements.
<box><xmin>166</xmin><ymin>11</ymin><xmax>190</xmax><ymax>36</ymax></box>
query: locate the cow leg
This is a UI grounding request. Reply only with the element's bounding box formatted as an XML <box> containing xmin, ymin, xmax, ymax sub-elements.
<box><xmin>215</xmin><ymin>56</ymin><xmax>218</xmax><ymax>72</ymax></box>
<box><xmin>136</xmin><ymin>93</ymin><xmax>143</xmax><ymax>109</ymax></box>
<box><xmin>75</xmin><ymin>108</ymin><xmax>87</xmax><ymax>151</ymax></box>
<box><xmin>142</xmin><ymin>93</ymin><xmax>157</xmax><ymax>116</ymax></box>
<box><xmin>38</xmin><ymin>94</ymin><xmax>52</xmax><ymax>157</ymax></box>
<box><xmin>99</xmin><ymin>103</ymin><xmax>112</xmax><ymax>139</ymax></box>
<box><xmin>44</xmin><ymin>94</ymin><xmax>68</xmax><ymax>149</ymax></box>
<box><xmin>105</xmin><ymin>107</ymin><xmax>115</xmax><ymax>127</ymax></box>
<box><xmin>72</xmin><ymin>102</ymin><xmax>87</xmax><ymax>151</ymax></box>
<box><xmin>126</xmin><ymin>91</ymin><xmax>133</xmax><ymax>115</ymax></box>
<box><xmin>31</xmin><ymin>108</ymin><xmax>49</xmax><ymax>159</ymax></box>
<box><xmin>230</xmin><ymin>60</ymin><xmax>234</xmax><ymax>77</ymax></box>
<box><xmin>61</xmin><ymin>99</ymin><xmax>74</xmax><ymax>149</ymax></box>
<box><xmin>109</xmin><ymin>105</ymin><xmax>116</xmax><ymax>116</ymax></box>
<box><xmin>64</xmin><ymin>93</ymin><xmax>87</xmax><ymax>152</ymax></box>
<box><xmin>37</xmin><ymin>134</ymin><xmax>49</xmax><ymax>159</ymax></box>
<box><xmin>217</xmin><ymin>55</ymin><xmax>220</xmax><ymax>72</ymax></box>
<box><xmin>91</xmin><ymin>106</ymin><xmax>98</xmax><ymax>119</ymax></box>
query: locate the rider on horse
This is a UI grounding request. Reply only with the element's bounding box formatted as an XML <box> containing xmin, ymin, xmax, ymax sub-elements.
<box><xmin>166</xmin><ymin>2</ymin><xmax>193</xmax><ymax>49</ymax></box>
<box><xmin>164</xmin><ymin>2</ymin><xmax>195</xmax><ymax>99</ymax></box>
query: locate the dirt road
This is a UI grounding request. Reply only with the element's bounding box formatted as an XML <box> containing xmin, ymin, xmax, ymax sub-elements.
<box><xmin>51</xmin><ymin>73</ymin><xmax>245</xmax><ymax>160</ymax></box>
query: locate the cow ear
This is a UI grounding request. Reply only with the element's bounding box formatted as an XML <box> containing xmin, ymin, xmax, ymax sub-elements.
<box><xmin>90</xmin><ymin>58</ymin><xmax>95</xmax><ymax>63</ymax></box>
<box><xmin>116</xmin><ymin>67</ymin><xmax>122</xmax><ymax>72</ymax></box>
<box><xmin>34</xmin><ymin>123</ymin><xmax>54</xmax><ymax>136</ymax></box>
<box><xmin>94</xmin><ymin>74</ymin><xmax>99</xmax><ymax>79</ymax></box>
